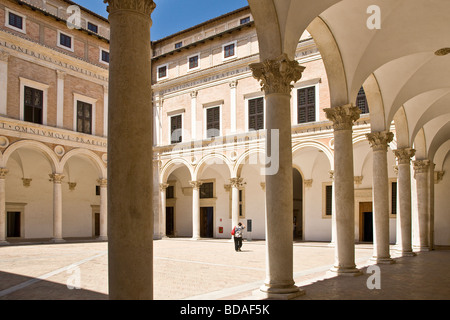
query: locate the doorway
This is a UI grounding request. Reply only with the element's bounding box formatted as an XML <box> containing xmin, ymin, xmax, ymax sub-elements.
<box><xmin>200</xmin><ymin>207</ymin><xmax>214</xmax><ymax>238</ymax></box>
<box><xmin>7</xmin><ymin>212</ymin><xmax>21</xmax><ymax>238</ymax></box>
<box><xmin>293</xmin><ymin>168</ymin><xmax>303</xmax><ymax>240</ymax></box>
<box><xmin>94</xmin><ymin>212</ymin><xmax>100</xmax><ymax>237</ymax></box>
<box><xmin>359</xmin><ymin>202</ymin><xmax>373</xmax><ymax>242</ymax></box>
<box><xmin>166</xmin><ymin>207</ymin><xmax>175</xmax><ymax>236</ymax></box>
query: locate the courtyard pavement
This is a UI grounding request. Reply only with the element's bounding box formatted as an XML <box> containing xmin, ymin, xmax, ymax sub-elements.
<box><xmin>0</xmin><ymin>238</ymin><xmax>449</xmax><ymax>300</ymax></box>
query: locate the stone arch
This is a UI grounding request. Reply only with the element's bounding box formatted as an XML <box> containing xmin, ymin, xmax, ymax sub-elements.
<box><xmin>292</xmin><ymin>141</ymin><xmax>334</xmax><ymax>170</ymax></box>
<box><xmin>413</xmin><ymin>128</ymin><xmax>428</xmax><ymax>160</ymax></box>
<box><xmin>2</xmin><ymin>140</ymin><xmax>59</xmax><ymax>172</ymax></box>
<box><xmin>193</xmin><ymin>153</ymin><xmax>233</xmax><ymax>181</ymax></box>
<box><xmin>233</xmin><ymin>148</ymin><xmax>266</xmax><ymax>178</ymax></box>
<box><xmin>60</xmin><ymin>148</ymin><xmax>107</xmax><ymax>179</ymax></box>
<box><xmin>363</xmin><ymin>74</ymin><xmax>386</xmax><ymax>132</ymax></box>
<box><xmin>160</xmin><ymin>158</ymin><xmax>194</xmax><ymax>184</ymax></box>
<box><xmin>393</xmin><ymin>106</ymin><xmax>410</xmax><ymax>149</ymax></box>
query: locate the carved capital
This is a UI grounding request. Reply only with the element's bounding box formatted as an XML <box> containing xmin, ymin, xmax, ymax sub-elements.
<box><xmin>328</xmin><ymin>170</ymin><xmax>334</xmax><ymax>181</ymax></box>
<box><xmin>393</xmin><ymin>148</ymin><xmax>416</xmax><ymax>165</ymax></box>
<box><xmin>190</xmin><ymin>91</ymin><xmax>198</xmax><ymax>99</ymax></box>
<box><xmin>189</xmin><ymin>180</ymin><xmax>203</xmax><ymax>190</ymax></box>
<box><xmin>304</xmin><ymin>179</ymin><xmax>313</xmax><ymax>188</ymax></box>
<box><xmin>229</xmin><ymin>80</ymin><xmax>238</xmax><ymax>89</ymax></box>
<box><xmin>324</xmin><ymin>104</ymin><xmax>361</xmax><ymax>131</ymax></box>
<box><xmin>249</xmin><ymin>54</ymin><xmax>305</xmax><ymax>95</ymax></box>
<box><xmin>49</xmin><ymin>173</ymin><xmax>65</xmax><ymax>184</ymax></box>
<box><xmin>229</xmin><ymin>177</ymin><xmax>244</xmax><ymax>188</ymax></box>
<box><xmin>435</xmin><ymin>171</ymin><xmax>445</xmax><ymax>184</ymax></box>
<box><xmin>413</xmin><ymin>160</ymin><xmax>430</xmax><ymax>175</ymax></box>
<box><xmin>104</xmin><ymin>0</ymin><xmax>156</xmax><ymax>16</ymax></box>
<box><xmin>0</xmin><ymin>51</ymin><xmax>10</xmax><ymax>62</ymax></box>
<box><xmin>22</xmin><ymin>178</ymin><xmax>32</xmax><ymax>187</ymax></box>
<box><xmin>97</xmin><ymin>179</ymin><xmax>108</xmax><ymax>187</ymax></box>
<box><xmin>56</xmin><ymin>70</ymin><xmax>66</xmax><ymax>80</ymax></box>
<box><xmin>0</xmin><ymin>168</ymin><xmax>9</xmax><ymax>179</ymax></box>
<box><xmin>354</xmin><ymin>176</ymin><xmax>363</xmax><ymax>185</ymax></box>
<box><xmin>68</xmin><ymin>182</ymin><xmax>77</xmax><ymax>191</ymax></box>
<box><xmin>159</xmin><ymin>183</ymin><xmax>169</xmax><ymax>191</ymax></box>
<box><xmin>366</xmin><ymin>131</ymin><xmax>394</xmax><ymax>152</ymax></box>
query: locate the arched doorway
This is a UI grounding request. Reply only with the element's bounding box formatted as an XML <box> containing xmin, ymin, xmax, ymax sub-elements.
<box><xmin>293</xmin><ymin>168</ymin><xmax>303</xmax><ymax>240</ymax></box>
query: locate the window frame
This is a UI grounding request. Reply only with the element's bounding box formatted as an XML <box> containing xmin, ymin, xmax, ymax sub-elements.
<box><xmin>187</xmin><ymin>53</ymin><xmax>200</xmax><ymax>71</ymax></box>
<box><xmin>73</xmin><ymin>93</ymin><xmax>97</xmax><ymax>135</ymax></box>
<box><xmin>99</xmin><ymin>48</ymin><xmax>110</xmax><ymax>65</ymax></box>
<box><xmin>296</xmin><ymin>85</ymin><xmax>318</xmax><ymax>124</ymax></box>
<box><xmin>222</xmin><ymin>41</ymin><xmax>237</xmax><ymax>61</ymax></box>
<box><xmin>322</xmin><ymin>182</ymin><xmax>333</xmax><ymax>219</ymax></box>
<box><xmin>19</xmin><ymin>77</ymin><xmax>49</xmax><ymax>125</ymax></box>
<box><xmin>57</xmin><ymin>30</ymin><xmax>74</xmax><ymax>52</ymax></box>
<box><xmin>246</xmin><ymin>96</ymin><xmax>265</xmax><ymax>132</ymax></box>
<box><xmin>5</xmin><ymin>8</ymin><xmax>26</xmax><ymax>34</ymax></box>
<box><xmin>389</xmin><ymin>178</ymin><xmax>398</xmax><ymax>217</ymax></box>
<box><xmin>157</xmin><ymin>64</ymin><xmax>169</xmax><ymax>81</ymax></box>
<box><xmin>169</xmin><ymin>113</ymin><xmax>184</xmax><ymax>144</ymax></box>
<box><xmin>204</xmin><ymin>104</ymin><xmax>222</xmax><ymax>139</ymax></box>
<box><xmin>87</xmin><ymin>21</ymin><xmax>99</xmax><ymax>34</ymax></box>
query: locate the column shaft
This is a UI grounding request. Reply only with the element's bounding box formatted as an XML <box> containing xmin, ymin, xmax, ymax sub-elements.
<box><xmin>413</xmin><ymin>160</ymin><xmax>430</xmax><ymax>251</ymax></box>
<box><xmin>98</xmin><ymin>179</ymin><xmax>107</xmax><ymax>240</ymax></box>
<box><xmin>106</xmin><ymin>0</ymin><xmax>156</xmax><ymax>300</ymax></box>
<box><xmin>50</xmin><ymin>173</ymin><xmax>64</xmax><ymax>242</ymax></box>
<box><xmin>190</xmin><ymin>181</ymin><xmax>202</xmax><ymax>240</ymax></box>
<box><xmin>160</xmin><ymin>184</ymin><xmax>168</xmax><ymax>239</ymax></box>
<box><xmin>250</xmin><ymin>54</ymin><xmax>305</xmax><ymax>298</ymax></box>
<box><xmin>325</xmin><ymin>105</ymin><xmax>361</xmax><ymax>275</ymax></box>
<box><xmin>367</xmin><ymin>131</ymin><xmax>394</xmax><ymax>263</ymax></box>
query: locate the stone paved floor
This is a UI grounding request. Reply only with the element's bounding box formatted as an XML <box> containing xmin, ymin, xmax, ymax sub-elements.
<box><xmin>0</xmin><ymin>238</ymin><xmax>449</xmax><ymax>300</ymax></box>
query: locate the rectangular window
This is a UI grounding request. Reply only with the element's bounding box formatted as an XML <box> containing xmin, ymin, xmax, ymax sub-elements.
<box><xmin>24</xmin><ymin>86</ymin><xmax>43</xmax><ymax>124</ymax></box>
<box><xmin>166</xmin><ymin>186</ymin><xmax>175</xmax><ymax>199</ymax></box>
<box><xmin>224</xmin><ymin>43</ymin><xmax>235</xmax><ymax>59</ymax></box>
<box><xmin>157</xmin><ymin>65</ymin><xmax>168</xmax><ymax>80</ymax></box>
<box><xmin>96</xmin><ymin>185</ymin><xmax>101</xmax><ymax>196</ymax></box>
<box><xmin>170</xmin><ymin>114</ymin><xmax>182</xmax><ymax>144</ymax></box>
<box><xmin>175</xmin><ymin>41</ymin><xmax>182</xmax><ymax>49</ymax></box>
<box><xmin>391</xmin><ymin>181</ymin><xmax>397</xmax><ymax>215</ymax></box>
<box><xmin>189</xmin><ymin>55</ymin><xmax>199</xmax><ymax>70</ymax></box>
<box><xmin>8</xmin><ymin>12</ymin><xmax>23</xmax><ymax>30</ymax></box>
<box><xmin>356</xmin><ymin>87</ymin><xmax>369</xmax><ymax>114</ymax></box>
<box><xmin>325</xmin><ymin>185</ymin><xmax>333</xmax><ymax>216</ymax></box>
<box><xmin>298</xmin><ymin>86</ymin><xmax>316</xmax><ymax>123</ymax></box>
<box><xmin>206</xmin><ymin>106</ymin><xmax>220</xmax><ymax>138</ymax></box>
<box><xmin>200</xmin><ymin>182</ymin><xmax>214</xmax><ymax>199</ymax></box>
<box><xmin>248</xmin><ymin>97</ymin><xmax>264</xmax><ymax>131</ymax></box>
<box><xmin>59</xmin><ymin>32</ymin><xmax>73</xmax><ymax>50</ymax></box>
<box><xmin>76</xmin><ymin>101</ymin><xmax>92</xmax><ymax>134</ymax></box>
<box><xmin>101</xmin><ymin>50</ymin><xmax>110</xmax><ymax>63</ymax></box>
<box><xmin>240</xmin><ymin>17</ymin><xmax>250</xmax><ymax>25</ymax></box>
<box><xmin>87</xmin><ymin>22</ymin><xmax>98</xmax><ymax>34</ymax></box>
<box><xmin>239</xmin><ymin>189</ymin><xmax>244</xmax><ymax>217</ymax></box>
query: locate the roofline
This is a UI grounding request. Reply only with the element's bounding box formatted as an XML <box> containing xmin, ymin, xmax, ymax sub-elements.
<box><xmin>152</xmin><ymin>5</ymin><xmax>250</xmax><ymax>44</ymax></box>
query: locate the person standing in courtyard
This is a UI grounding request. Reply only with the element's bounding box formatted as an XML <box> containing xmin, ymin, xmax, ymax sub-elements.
<box><xmin>232</xmin><ymin>222</ymin><xmax>246</xmax><ymax>252</ymax></box>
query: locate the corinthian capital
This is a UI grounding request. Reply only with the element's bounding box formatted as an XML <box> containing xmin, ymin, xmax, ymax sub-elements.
<box><xmin>324</xmin><ymin>104</ymin><xmax>361</xmax><ymax>131</ymax></box>
<box><xmin>49</xmin><ymin>173</ymin><xmax>65</xmax><ymax>184</ymax></box>
<box><xmin>366</xmin><ymin>131</ymin><xmax>394</xmax><ymax>152</ymax></box>
<box><xmin>189</xmin><ymin>180</ymin><xmax>203</xmax><ymax>190</ymax></box>
<box><xmin>413</xmin><ymin>160</ymin><xmax>430</xmax><ymax>175</ymax></box>
<box><xmin>104</xmin><ymin>0</ymin><xmax>156</xmax><ymax>16</ymax></box>
<box><xmin>249</xmin><ymin>54</ymin><xmax>305</xmax><ymax>95</ymax></box>
<box><xmin>393</xmin><ymin>148</ymin><xmax>416</xmax><ymax>165</ymax></box>
<box><xmin>0</xmin><ymin>168</ymin><xmax>8</xmax><ymax>179</ymax></box>
<box><xmin>229</xmin><ymin>177</ymin><xmax>244</xmax><ymax>188</ymax></box>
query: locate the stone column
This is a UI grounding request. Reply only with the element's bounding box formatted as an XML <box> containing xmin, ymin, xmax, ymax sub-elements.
<box><xmin>329</xmin><ymin>170</ymin><xmax>336</xmax><ymax>247</ymax></box>
<box><xmin>49</xmin><ymin>173</ymin><xmax>65</xmax><ymax>243</ymax></box>
<box><xmin>393</xmin><ymin>148</ymin><xmax>416</xmax><ymax>256</ymax></box>
<box><xmin>413</xmin><ymin>160</ymin><xmax>430</xmax><ymax>251</ymax></box>
<box><xmin>103</xmin><ymin>85</ymin><xmax>108</xmax><ymax>137</ymax></box>
<box><xmin>324</xmin><ymin>104</ymin><xmax>361</xmax><ymax>275</ymax></box>
<box><xmin>367</xmin><ymin>131</ymin><xmax>394</xmax><ymax>264</ymax></box>
<box><xmin>0</xmin><ymin>52</ymin><xmax>9</xmax><ymax>116</ymax></box>
<box><xmin>230</xmin><ymin>177</ymin><xmax>244</xmax><ymax>233</ymax></box>
<box><xmin>159</xmin><ymin>183</ymin><xmax>169</xmax><ymax>239</ymax></box>
<box><xmin>230</xmin><ymin>80</ymin><xmax>238</xmax><ymax>133</ymax></box>
<box><xmin>97</xmin><ymin>178</ymin><xmax>108</xmax><ymax>241</ymax></box>
<box><xmin>190</xmin><ymin>181</ymin><xmax>202</xmax><ymax>240</ymax></box>
<box><xmin>105</xmin><ymin>0</ymin><xmax>156</xmax><ymax>300</ymax></box>
<box><xmin>0</xmin><ymin>168</ymin><xmax>9</xmax><ymax>245</ymax></box>
<box><xmin>250</xmin><ymin>54</ymin><xmax>305</xmax><ymax>299</ymax></box>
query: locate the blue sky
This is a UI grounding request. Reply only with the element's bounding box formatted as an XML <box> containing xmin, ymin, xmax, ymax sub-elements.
<box><xmin>74</xmin><ymin>0</ymin><xmax>249</xmax><ymax>40</ymax></box>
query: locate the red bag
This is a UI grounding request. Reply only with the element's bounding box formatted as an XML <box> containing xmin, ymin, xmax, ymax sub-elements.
<box><xmin>231</xmin><ymin>227</ymin><xmax>235</xmax><ymax>236</ymax></box>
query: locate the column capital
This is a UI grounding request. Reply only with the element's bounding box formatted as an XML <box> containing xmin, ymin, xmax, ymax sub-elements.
<box><xmin>189</xmin><ymin>180</ymin><xmax>203</xmax><ymax>189</ymax></box>
<box><xmin>159</xmin><ymin>183</ymin><xmax>169</xmax><ymax>191</ymax></box>
<box><xmin>393</xmin><ymin>148</ymin><xmax>416</xmax><ymax>165</ymax></box>
<box><xmin>104</xmin><ymin>0</ymin><xmax>156</xmax><ymax>16</ymax></box>
<box><xmin>249</xmin><ymin>53</ymin><xmax>305</xmax><ymax>95</ymax></box>
<box><xmin>0</xmin><ymin>168</ymin><xmax>8</xmax><ymax>179</ymax></box>
<box><xmin>0</xmin><ymin>51</ymin><xmax>9</xmax><ymax>62</ymax></box>
<box><xmin>324</xmin><ymin>104</ymin><xmax>361</xmax><ymax>131</ymax></box>
<box><xmin>413</xmin><ymin>160</ymin><xmax>430</xmax><ymax>175</ymax></box>
<box><xmin>49</xmin><ymin>173</ymin><xmax>65</xmax><ymax>184</ymax></box>
<box><xmin>366</xmin><ymin>131</ymin><xmax>394</xmax><ymax>152</ymax></box>
<box><xmin>97</xmin><ymin>178</ymin><xmax>108</xmax><ymax>187</ymax></box>
<box><xmin>229</xmin><ymin>80</ymin><xmax>238</xmax><ymax>89</ymax></box>
<box><xmin>190</xmin><ymin>91</ymin><xmax>198</xmax><ymax>99</ymax></box>
<box><xmin>229</xmin><ymin>177</ymin><xmax>244</xmax><ymax>188</ymax></box>
<box><xmin>56</xmin><ymin>70</ymin><xmax>66</xmax><ymax>80</ymax></box>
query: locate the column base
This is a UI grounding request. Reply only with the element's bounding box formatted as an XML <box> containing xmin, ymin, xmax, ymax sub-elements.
<box><xmin>97</xmin><ymin>236</ymin><xmax>108</xmax><ymax>241</ymax></box>
<box><xmin>51</xmin><ymin>238</ymin><xmax>65</xmax><ymax>243</ymax></box>
<box><xmin>329</xmin><ymin>266</ymin><xmax>363</xmax><ymax>276</ymax></box>
<box><xmin>370</xmin><ymin>256</ymin><xmax>395</xmax><ymax>264</ymax></box>
<box><xmin>0</xmin><ymin>240</ymin><xmax>9</xmax><ymax>246</ymax></box>
<box><xmin>396</xmin><ymin>250</ymin><xmax>416</xmax><ymax>257</ymax></box>
<box><xmin>414</xmin><ymin>246</ymin><xmax>430</xmax><ymax>252</ymax></box>
<box><xmin>254</xmin><ymin>284</ymin><xmax>305</xmax><ymax>300</ymax></box>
